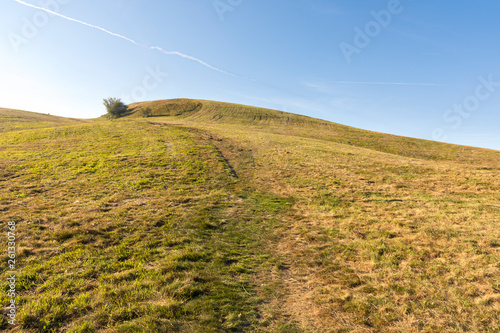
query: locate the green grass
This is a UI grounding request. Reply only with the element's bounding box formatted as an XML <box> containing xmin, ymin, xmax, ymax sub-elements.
<box><xmin>0</xmin><ymin>121</ymin><xmax>292</xmax><ymax>332</ymax></box>
<box><xmin>1</xmin><ymin>99</ymin><xmax>499</xmax><ymax>332</ymax></box>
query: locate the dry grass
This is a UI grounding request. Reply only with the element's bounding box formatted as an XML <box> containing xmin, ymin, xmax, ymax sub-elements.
<box><xmin>131</xmin><ymin>99</ymin><xmax>500</xmax><ymax>165</ymax></box>
<box><xmin>1</xmin><ymin>99</ymin><xmax>499</xmax><ymax>332</ymax></box>
<box><xmin>145</xmin><ymin>99</ymin><xmax>499</xmax><ymax>332</ymax></box>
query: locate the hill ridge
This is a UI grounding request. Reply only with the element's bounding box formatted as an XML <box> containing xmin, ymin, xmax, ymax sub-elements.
<box><xmin>0</xmin><ymin>107</ymin><xmax>86</xmax><ymax>133</ymax></box>
<box><xmin>127</xmin><ymin>99</ymin><xmax>500</xmax><ymax>166</ymax></box>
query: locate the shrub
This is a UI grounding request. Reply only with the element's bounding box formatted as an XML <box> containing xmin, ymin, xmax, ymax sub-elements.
<box><xmin>103</xmin><ymin>98</ymin><xmax>128</xmax><ymax>119</ymax></box>
<box><xmin>139</xmin><ymin>107</ymin><xmax>153</xmax><ymax>118</ymax></box>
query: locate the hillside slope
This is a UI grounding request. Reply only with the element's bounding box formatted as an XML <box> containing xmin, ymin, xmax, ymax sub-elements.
<box><xmin>0</xmin><ymin>103</ymin><xmax>499</xmax><ymax>332</ymax></box>
<box><xmin>129</xmin><ymin>99</ymin><xmax>500</xmax><ymax>166</ymax></box>
<box><xmin>0</xmin><ymin>108</ymin><xmax>86</xmax><ymax>133</ymax></box>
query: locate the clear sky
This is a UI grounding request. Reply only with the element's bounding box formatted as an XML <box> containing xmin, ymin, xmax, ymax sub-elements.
<box><xmin>1</xmin><ymin>0</ymin><xmax>499</xmax><ymax>150</ymax></box>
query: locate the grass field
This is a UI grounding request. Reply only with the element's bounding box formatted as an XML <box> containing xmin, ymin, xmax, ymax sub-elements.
<box><xmin>0</xmin><ymin>108</ymin><xmax>85</xmax><ymax>133</ymax></box>
<box><xmin>1</xmin><ymin>100</ymin><xmax>499</xmax><ymax>332</ymax></box>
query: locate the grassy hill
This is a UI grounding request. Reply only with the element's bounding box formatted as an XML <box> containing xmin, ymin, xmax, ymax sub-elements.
<box><xmin>1</xmin><ymin>100</ymin><xmax>499</xmax><ymax>332</ymax></box>
<box><xmin>129</xmin><ymin>99</ymin><xmax>500</xmax><ymax>166</ymax></box>
<box><xmin>0</xmin><ymin>108</ymin><xmax>86</xmax><ymax>133</ymax></box>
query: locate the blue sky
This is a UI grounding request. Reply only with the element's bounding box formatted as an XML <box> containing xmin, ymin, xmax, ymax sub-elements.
<box><xmin>1</xmin><ymin>0</ymin><xmax>499</xmax><ymax>150</ymax></box>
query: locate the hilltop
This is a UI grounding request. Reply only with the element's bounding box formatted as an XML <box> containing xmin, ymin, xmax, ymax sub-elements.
<box><xmin>128</xmin><ymin>99</ymin><xmax>500</xmax><ymax>166</ymax></box>
<box><xmin>0</xmin><ymin>100</ymin><xmax>499</xmax><ymax>332</ymax></box>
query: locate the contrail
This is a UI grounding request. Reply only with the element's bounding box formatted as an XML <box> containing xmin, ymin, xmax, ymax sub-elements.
<box><xmin>13</xmin><ymin>0</ymin><xmax>140</xmax><ymax>45</ymax></box>
<box><xmin>332</xmin><ymin>81</ymin><xmax>442</xmax><ymax>86</ymax></box>
<box><xmin>13</xmin><ymin>0</ymin><xmax>237</xmax><ymax>76</ymax></box>
<box><xmin>151</xmin><ymin>47</ymin><xmax>241</xmax><ymax>78</ymax></box>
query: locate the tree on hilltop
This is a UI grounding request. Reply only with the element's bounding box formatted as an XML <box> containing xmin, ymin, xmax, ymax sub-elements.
<box><xmin>104</xmin><ymin>98</ymin><xmax>128</xmax><ymax>119</ymax></box>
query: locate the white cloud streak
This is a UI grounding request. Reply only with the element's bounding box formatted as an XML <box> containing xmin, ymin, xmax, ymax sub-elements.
<box><xmin>13</xmin><ymin>0</ymin><xmax>238</xmax><ymax>76</ymax></box>
<box><xmin>150</xmin><ymin>47</ymin><xmax>243</xmax><ymax>78</ymax></box>
<box><xmin>332</xmin><ymin>81</ymin><xmax>442</xmax><ymax>86</ymax></box>
<box><xmin>13</xmin><ymin>0</ymin><xmax>140</xmax><ymax>45</ymax></box>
